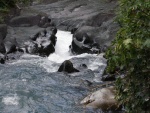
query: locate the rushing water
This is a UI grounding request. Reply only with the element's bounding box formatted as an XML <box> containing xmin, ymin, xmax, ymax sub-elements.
<box><xmin>0</xmin><ymin>30</ymin><xmax>108</xmax><ymax>113</ymax></box>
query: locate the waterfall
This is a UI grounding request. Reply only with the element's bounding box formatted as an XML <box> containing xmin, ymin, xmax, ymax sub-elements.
<box><xmin>47</xmin><ymin>30</ymin><xmax>107</xmax><ymax>82</ymax></box>
<box><xmin>48</xmin><ymin>30</ymin><xmax>73</xmax><ymax>63</ymax></box>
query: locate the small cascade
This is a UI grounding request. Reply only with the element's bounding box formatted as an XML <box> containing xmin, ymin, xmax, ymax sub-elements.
<box><xmin>48</xmin><ymin>30</ymin><xmax>73</xmax><ymax>63</ymax></box>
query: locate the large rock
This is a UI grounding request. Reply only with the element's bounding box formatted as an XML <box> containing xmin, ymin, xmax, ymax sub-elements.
<box><xmin>31</xmin><ymin>0</ymin><xmax>118</xmax><ymax>30</ymax></box>
<box><xmin>9</xmin><ymin>13</ymin><xmax>51</xmax><ymax>27</ymax></box>
<box><xmin>80</xmin><ymin>86</ymin><xmax>120</xmax><ymax>110</ymax></box>
<box><xmin>84</xmin><ymin>13</ymin><xmax>115</xmax><ymax>27</ymax></box>
<box><xmin>58</xmin><ymin>60</ymin><xmax>79</xmax><ymax>73</ymax></box>
<box><xmin>31</xmin><ymin>0</ymin><xmax>118</xmax><ymax>54</ymax></box>
<box><xmin>25</xmin><ymin>28</ymin><xmax>57</xmax><ymax>56</ymax></box>
<box><xmin>0</xmin><ymin>39</ymin><xmax>6</xmax><ymax>54</ymax></box>
<box><xmin>4</xmin><ymin>26</ymin><xmax>57</xmax><ymax>57</ymax></box>
<box><xmin>0</xmin><ymin>24</ymin><xmax>7</xmax><ymax>54</ymax></box>
<box><xmin>0</xmin><ymin>24</ymin><xmax>7</xmax><ymax>40</ymax></box>
<box><xmin>70</xmin><ymin>21</ymin><xmax>118</xmax><ymax>54</ymax></box>
<box><xmin>70</xmin><ymin>26</ymin><xmax>100</xmax><ymax>54</ymax></box>
<box><xmin>0</xmin><ymin>53</ymin><xmax>5</xmax><ymax>64</ymax></box>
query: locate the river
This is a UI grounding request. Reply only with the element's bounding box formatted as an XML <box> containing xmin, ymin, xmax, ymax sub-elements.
<box><xmin>0</xmin><ymin>30</ymin><xmax>111</xmax><ymax>113</ymax></box>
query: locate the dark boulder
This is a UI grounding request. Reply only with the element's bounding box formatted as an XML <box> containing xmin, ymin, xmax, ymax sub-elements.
<box><xmin>0</xmin><ymin>53</ymin><xmax>5</xmax><ymax>64</ymax></box>
<box><xmin>58</xmin><ymin>60</ymin><xmax>79</xmax><ymax>73</ymax></box>
<box><xmin>9</xmin><ymin>13</ymin><xmax>51</xmax><ymax>28</ymax></box>
<box><xmin>70</xmin><ymin>26</ymin><xmax>101</xmax><ymax>54</ymax></box>
<box><xmin>80</xmin><ymin>64</ymin><xmax>88</xmax><ymax>69</ymax></box>
<box><xmin>25</xmin><ymin>41</ymin><xmax>38</xmax><ymax>54</ymax></box>
<box><xmin>0</xmin><ymin>24</ymin><xmax>7</xmax><ymax>54</ymax></box>
<box><xmin>0</xmin><ymin>24</ymin><xmax>7</xmax><ymax>40</ymax></box>
<box><xmin>71</xmin><ymin>28</ymin><xmax>78</xmax><ymax>34</ymax></box>
<box><xmin>101</xmin><ymin>74</ymin><xmax>116</xmax><ymax>81</ymax></box>
<box><xmin>0</xmin><ymin>39</ymin><xmax>6</xmax><ymax>54</ymax></box>
<box><xmin>4</xmin><ymin>26</ymin><xmax>57</xmax><ymax>59</ymax></box>
<box><xmin>25</xmin><ymin>28</ymin><xmax>57</xmax><ymax>56</ymax></box>
<box><xmin>70</xmin><ymin>21</ymin><xmax>119</xmax><ymax>54</ymax></box>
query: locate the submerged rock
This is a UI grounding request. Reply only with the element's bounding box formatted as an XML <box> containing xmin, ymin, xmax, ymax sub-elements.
<box><xmin>80</xmin><ymin>86</ymin><xmax>120</xmax><ymax>111</ymax></box>
<box><xmin>58</xmin><ymin>60</ymin><xmax>79</xmax><ymax>73</ymax></box>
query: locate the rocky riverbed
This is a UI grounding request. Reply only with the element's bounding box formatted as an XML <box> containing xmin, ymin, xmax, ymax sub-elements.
<box><xmin>0</xmin><ymin>0</ymin><xmax>123</xmax><ymax>112</ymax></box>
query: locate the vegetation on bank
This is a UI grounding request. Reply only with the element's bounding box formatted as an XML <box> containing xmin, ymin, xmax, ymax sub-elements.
<box><xmin>0</xmin><ymin>0</ymin><xmax>32</xmax><ymax>23</ymax></box>
<box><xmin>106</xmin><ymin>0</ymin><xmax>150</xmax><ymax>112</ymax></box>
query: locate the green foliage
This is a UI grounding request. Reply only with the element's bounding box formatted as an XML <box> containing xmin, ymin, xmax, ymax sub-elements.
<box><xmin>0</xmin><ymin>0</ymin><xmax>31</xmax><ymax>8</ymax></box>
<box><xmin>106</xmin><ymin>0</ymin><xmax>150</xmax><ymax>112</ymax></box>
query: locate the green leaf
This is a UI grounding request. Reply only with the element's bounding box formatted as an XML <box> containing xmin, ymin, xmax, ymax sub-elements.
<box><xmin>143</xmin><ymin>39</ymin><xmax>150</xmax><ymax>48</ymax></box>
<box><xmin>123</xmin><ymin>38</ymin><xmax>132</xmax><ymax>46</ymax></box>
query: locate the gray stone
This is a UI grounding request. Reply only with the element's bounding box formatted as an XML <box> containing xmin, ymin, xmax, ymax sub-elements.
<box><xmin>9</xmin><ymin>13</ymin><xmax>51</xmax><ymax>27</ymax></box>
<box><xmin>0</xmin><ymin>24</ymin><xmax>7</xmax><ymax>40</ymax></box>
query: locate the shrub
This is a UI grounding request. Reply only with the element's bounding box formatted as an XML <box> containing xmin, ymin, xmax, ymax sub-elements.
<box><xmin>106</xmin><ymin>0</ymin><xmax>150</xmax><ymax>112</ymax></box>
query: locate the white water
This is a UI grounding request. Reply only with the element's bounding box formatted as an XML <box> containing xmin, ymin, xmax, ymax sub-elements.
<box><xmin>48</xmin><ymin>30</ymin><xmax>73</xmax><ymax>63</ymax></box>
<box><xmin>2</xmin><ymin>94</ymin><xmax>20</xmax><ymax>106</ymax></box>
<box><xmin>48</xmin><ymin>30</ymin><xmax>106</xmax><ymax>70</ymax></box>
<box><xmin>47</xmin><ymin>30</ymin><xmax>107</xmax><ymax>82</ymax></box>
<box><xmin>9</xmin><ymin>30</ymin><xmax>106</xmax><ymax>77</ymax></box>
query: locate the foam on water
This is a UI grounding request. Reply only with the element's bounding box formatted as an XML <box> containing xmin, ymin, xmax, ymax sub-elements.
<box><xmin>47</xmin><ymin>30</ymin><xmax>107</xmax><ymax>73</ymax></box>
<box><xmin>9</xmin><ymin>30</ymin><xmax>106</xmax><ymax>75</ymax></box>
<box><xmin>2</xmin><ymin>94</ymin><xmax>20</xmax><ymax>106</ymax></box>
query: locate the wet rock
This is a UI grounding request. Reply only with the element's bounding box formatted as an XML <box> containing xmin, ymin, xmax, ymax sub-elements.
<box><xmin>4</xmin><ymin>38</ymin><xmax>18</xmax><ymax>54</ymax></box>
<box><xmin>58</xmin><ymin>60</ymin><xmax>79</xmax><ymax>73</ymax></box>
<box><xmin>71</xmin><ymin>69</ymin><xmax>95</xmax><ymax>84</ymax></box>
<box><xmin>52</xmin><ymin>27</ymin><xmax>57</xmax><ymax>35</ymax></box>
<box><xmin>70</xmin><ymin>26</ymin><xmax>101</xmax><ymax>54</ymax></box>
<box><xmin>0</xmin><ymin>39</ymin><xmax>6</xmax><ymax>54</ymax></box>
<box><xmin>80</xmin><ymin>64</ymin><xmax>88</xmax><ymax>69</ymax></box>
<box><xmin>71</xmin><ymin>28</ymin><xmax>78</xmax><ymax>34</ymax></box>
<box><xmin>5</xmin><ymin>51</ymin><xmax>24</xmax><ymax>61</ymax></box>
<box><xmin>9</xmin><ymin>13</ymin><xmax>51</xmax><ymax>28</ymax></box>
<box><xmin>0</xmin><ymin>53</ymin><xmax>5</xmax><ymax>64</ymax></box>
<box><xmin>25</xmin><ymin>41</ymin><xmax>38</xmax><ymax>54</ymax></box>
<box><xmin>38</xmin><ymin>16</ymin><xmax>51</xmax><ymax>28</ymax></box>
<box><xmin>25</xmin><ymin>28</ymin><xmax>57</xmax><ymax>56</ymax></box>
<box><xmin>80</xmin><ymin>86</ymin><xmax>120</xmax><ymax>110</ymax></box>
<box><xmin>70</xmin><ymin>21</ymin><xmax>119</xmax><ymax>54</ymax></box>
<box><xmin>80</xmin><ymin>79</ymin><xmax>93</xmax><ymax>87</ymax></box>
